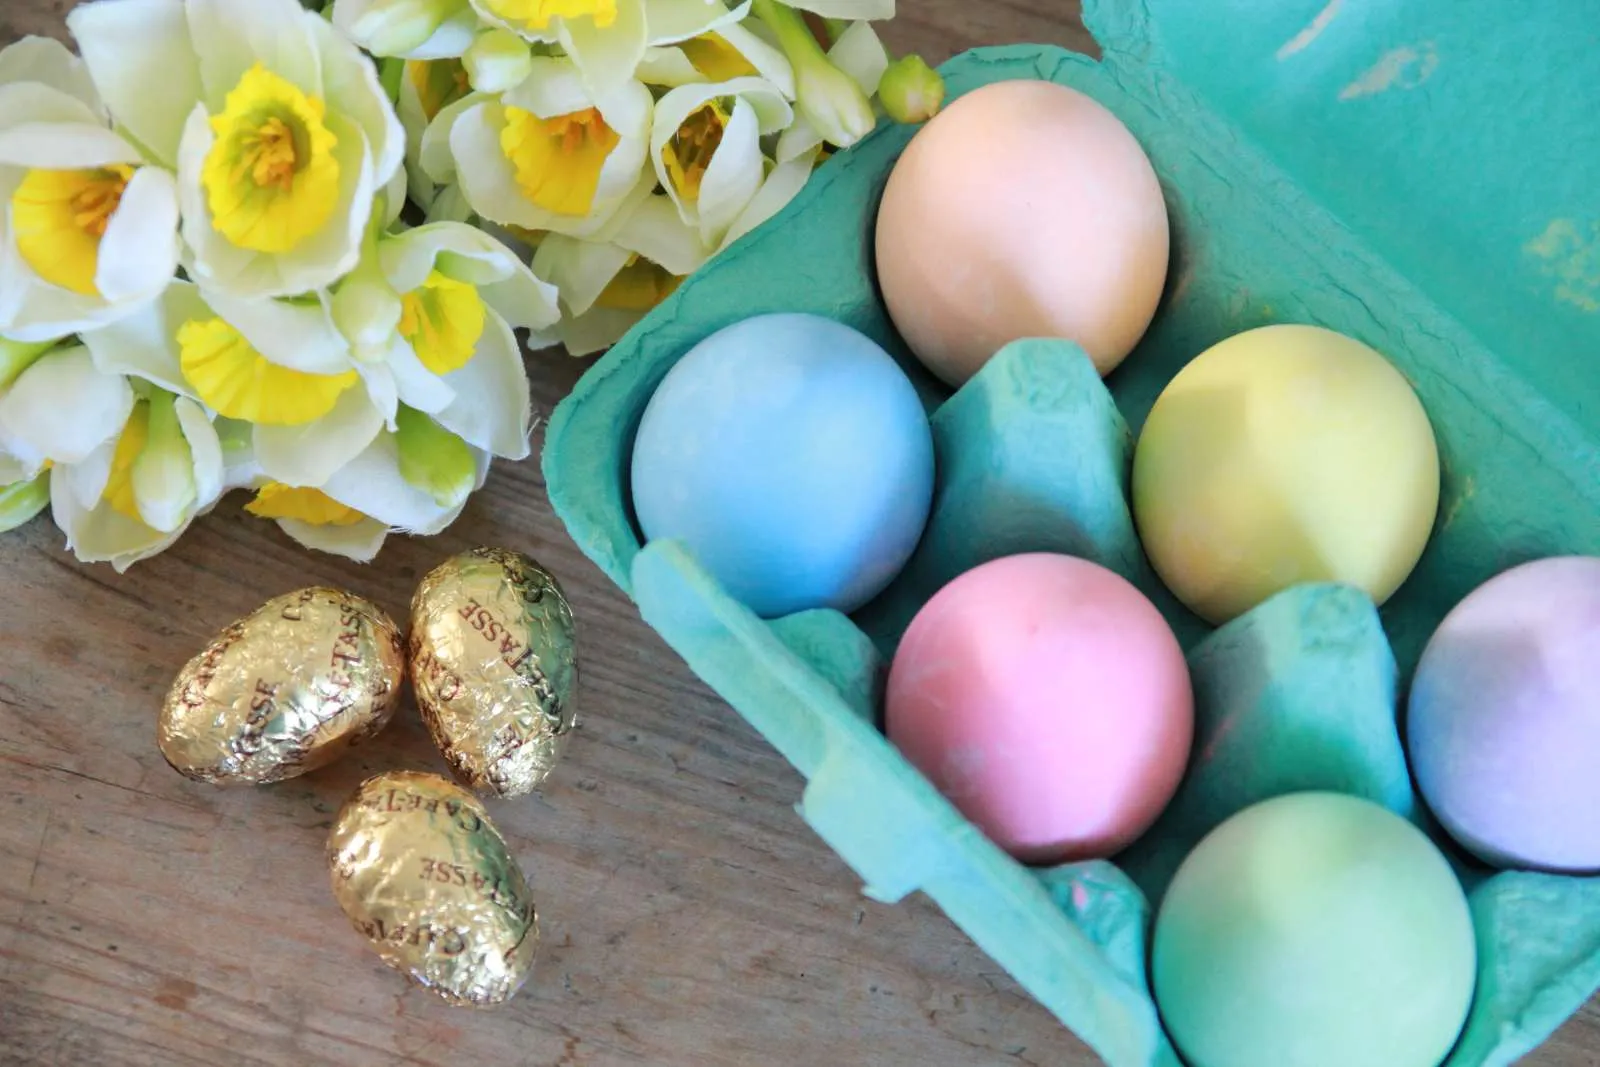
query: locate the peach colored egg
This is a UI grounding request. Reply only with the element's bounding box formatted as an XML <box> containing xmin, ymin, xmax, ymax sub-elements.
<box><xmin>885</xmin><ymin>554</ymin><xmax>1193</xmax><ymax>865</ymax></box>
<box><xmin>875</xmin><ymin>80</ymin><xmax>1170</xmax><ymax>386</ymax></box>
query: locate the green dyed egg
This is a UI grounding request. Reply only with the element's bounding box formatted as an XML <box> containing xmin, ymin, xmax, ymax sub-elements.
<box><xmin>1151</xmin><ymin>792</ymin><xmax>1475</xmax><ymax>1067</ymax></box>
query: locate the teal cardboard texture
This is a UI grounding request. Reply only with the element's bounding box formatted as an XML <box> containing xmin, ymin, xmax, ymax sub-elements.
<box><xmin>544</xmin><ymin>1</ymin><xmax>1600</xmax><ymax>1063</ymax></box>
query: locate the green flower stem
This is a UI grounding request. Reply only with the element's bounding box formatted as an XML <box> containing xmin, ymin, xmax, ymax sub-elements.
<box><xmin>0</xmin><ymin>470</ymin><xmax>50</xmax><ymax>534</ymax></box>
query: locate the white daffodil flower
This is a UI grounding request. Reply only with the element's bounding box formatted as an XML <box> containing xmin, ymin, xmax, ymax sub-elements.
<box><xmin>637</xmin><ymin>18</ymin><xmax>793</xmax><ymax>96</ymax></box>
<box><xmin>333</xmin><ymin>0</ymin><xmax>481</xmax><ymax>60</ymax></box>
<box><xmin>650</xmin><ymin>75</ymin><xmax>792</xmax><ymax>248</ymax></box>
<box><xmin>448</xmin><ymin>55</ymin><xmax>655</xmax><ymax>238</ymax></box>
<box><xmin>0</xmin><ymin>36</ymin><xmax>180</xmax><ymax>342</ymax></box>
<box><xmin>470</xmin><ymin>0</ymin><xmax>750</xmax><ymax>99</ymax></box>
<box><xmin>771</xmin><ymin>16</ymin><xmax>886</xmax><ymax>160</ymax></box>
<box><xmin>341</xmin><ymin>219</ymin><xmax>559</xmax><ymax>458</ymax></box>
<box><xmin>48</xmin><ymin>387</ymin><xmax>226</xmax><ymax>571</ymax></box>
<box><xmin>68</xmin><ymin>0</ymin><xmax>405</xmax><ymax>299</ymax></box>
<box><xmin>0</xmin><ymin>339</ymin><xmax>225</xmax><ymax>571</ymax></box>
<box><xmin>243</xmin><ymin>430</ymin><xmax>491</xmax><ymax>562</ymax></box>
<box><xmin>533</xmin><ymin>191</ymin><xmax>707</xmax><ymax>354</ymax></box>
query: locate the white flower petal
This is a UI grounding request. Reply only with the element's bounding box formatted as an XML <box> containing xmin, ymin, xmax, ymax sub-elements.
<box><xmin>531</xmin><ymin>233</ymin><xmax>631</xmax><ymax>316</ymax></box>
<box><xmin>334</xmin><ymin>0</ymin><xmax>479</xmax><ymax>61</ymax></box>
<box><xmin>611</xmin><ymin>191</ymin><xmax>708</xmax><ymax>274</ymax></box>
<box><xmin>174</xmin><ymin>397</ymin><xmax>225</xmax><ymax>507</ymax></box>
<box><xmin>94</xmin><ymin>165</ymin><xmax>181</xmax><ymax>303</ymax></box>
<box><xmin>253</xmin><ymin>388</ymin><xmax>385</xmax><ymax>487</ymax></box>
<box><xmin>276</xmin><ymin>515</ymin><xmax>390</xmax><ymax>562</ymax></box>
<box><xmin>386</xmin><ymin>335</ymin><xmax>457</xmax><ymax>414</ymax></box>
<box><xmin>355</xmin><ymin>358</ymin><xmax>400</xmax><ymax>428</ymax></box>
<box><xmin>80</xmin><ymin>281</ymin><xmax>208</xmax><ymax>398</ymax></box>
<box><xmin>320</xmin><ymin>431</ymin><xmax>460</xmax><ymax>533</ymax></box>
<box><xmin>635</xmin><ymin>47</ymin><xmax>701</xmax><ymax>88</ymax></box>
<box><xmin>0</xmin><ymin>117</ymin><xmax>139</xmax><ymax>169</ymax></box>
<box><xmin>50</xmin><ymin>470</ymin><xmax>185</xmax><ymax>573</ymax></box>
<box><xmin>693</xmin><ymin>97</ymin><xmax>763</xmax><ymax>245</ymax></box>
<box><xmin>423</xmin><ymin>182</ymin><xmax>475</xmax><ymax>223</ymax></box>
<box><xmin>214</xmin><ymin>417</ymin><xmax>260</xmax><ymax>491</ymax></box>
<box><xmin>0</xmin><ymin>346</ymin><xmax>133</xmax><ymax>467</ymax></box>
<box><xmin>465</xmin><ymin>0</ymin><xmax>559</xmax><ymax>43</ymax></box>
<box><xmin>433</xmin><ymin>310</ymin><xmax>530</xmax><ymax>459</ymax></box>
<box><xmin>775</xmin><ymin>115</ymin><xmax>821</xmax><ymax>163</ymax></box>
<box><xmin>0</xmin><ymin>36</ymin><xmax>101</xmax><ymax>114</ymax></box>
<box><xmin>411</xmin><ymin>8</ymin><xmax>482</xmax><ymax>59</ymax></box>
<box><xmin>719</xmin><ymin>144</ymin><xmax>816</xmax><ymax>250</ymax></box>
<box><xmin>559</xmin><ymin>0</ymin><xmax>648</xmax><ymax>99</ymax></box>
<box><xmin>783</xmin><ymin>0</ymin><xmax>892</xmax><ymax>17</ymax></box>
<box><xmin>383</xmin><ymin>159</ymin><xmax>407</xmax><ymax>226</ymax></box>
<box><xmin>0</xmin><ymin>451</ymin><xmax>39</xmax><ymax>484</ymax></box>
<box><xmin>308</xmin><ymin>12</ymin><xmax>407</xmax><ymax>185</ymax></box>
<box><xmin>645</xmin><ymin>0</ymin><xmax>749</xmax><ymax>46</ymax></box>
<box><xmin>828</xmin><ymin>19</ymin><xmax>889</xmax><ymax>96</ymax></box>
<box><xmin>185</xmin><ymin>0</ymin><xmax>322</xmax><ymax>108</ymax></box>
<box><xmin>419</xmin><ymin>90</ymin><xmax>489</xmax><ymax>185</ymax></box>
<box><xmin>197</xmin><ymin>288</ymin><xmax>354</xmax><ymax>375</ymax></box>
<box><xmin>503</xmin><ymin>55</ymin><xmax>592</xmax><ymax>118</ymax></box>
<box><xmin>557</xmin><ymin>305</ymin><xmax>644</xmax><ymax>356</ymax></box>
<box><xmin>65</xmin><ymin>437</ymin><xmax>115</xmax><ymax>510</ymax></box>
<box><xmin>0</xmin><ymin>82</ymin><xmax>102</xmax><ymax>134</ymax></box>
<box><xmin>716</xmin><ymin>18</ymin><xmax>794</xmax><ymax>97</ymax></box>
<box><xmin>65</xmin><ymin>0</ymin><xmax>200</xmax><ymax>165</ymax></box>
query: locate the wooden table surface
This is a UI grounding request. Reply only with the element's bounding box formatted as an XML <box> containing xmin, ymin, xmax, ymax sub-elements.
<box><xmin>2</xmin><ymin>3</ymin><xmax>1597</xmax><ymax>1066</ymax></box>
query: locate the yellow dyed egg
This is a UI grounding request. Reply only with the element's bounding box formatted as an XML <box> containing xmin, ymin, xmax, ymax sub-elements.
<box><xmin>1132</xmin><ymin>324</ymin><xmax>1440</xmax><ymax>624</ymax></box>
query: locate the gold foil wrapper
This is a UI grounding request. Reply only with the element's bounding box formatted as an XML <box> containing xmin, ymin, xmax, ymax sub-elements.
<box><xmin>158</xmin><ymin>587</ymin><xmax>405</xmax><ymax>786</ymax></box>
<box><xmin>327</xmin><ymin>770</ymin><xmax>538</xmax><ymax>1007</ymax></box>
<box><xmin>409</xmin><ymin>547</ymin><xmax>578</xmax><ymax>798</ymax></box>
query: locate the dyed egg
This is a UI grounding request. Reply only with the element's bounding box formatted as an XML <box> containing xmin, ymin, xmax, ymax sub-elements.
<box><xmin>1152</xmin><ymin>792</ymin><xmax>1476</xmax><ymax>1067</ymax></box>
<box><xmin>1132</xmin><ymin>324</ymin><xmax>1440</xmax><ymax>624</ymax></box>
<box><xmin>630</xmin><ymin>313</ymin><xmax>934</xmax><ymax>618</ymax></box>
<box><xmin>884</xmin><ymin>553</ymin><xmax>1192</xmax><ymax>864</ymax></box>
<box><xmin>874</xmin><ymin>79</ymin><xmax>1169</xmax><ymax>386</ymax></box>
<box><xmin>1407</xmin><ymin>556</ymin><xmax>1600</xmax><ymax>871</ymax></box>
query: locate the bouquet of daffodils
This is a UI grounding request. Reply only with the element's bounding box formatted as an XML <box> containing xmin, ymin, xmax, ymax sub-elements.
<box><xmin>0</xmin><ymin>0</ymin><xmax>941</xmax><ymax>568</ymax></box>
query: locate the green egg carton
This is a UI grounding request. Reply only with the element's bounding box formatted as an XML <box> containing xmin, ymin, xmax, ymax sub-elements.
<box><xmin>543</xmin><ymin>0</ymin><xmax>1600</xmax><ymax>1063</ymax></box>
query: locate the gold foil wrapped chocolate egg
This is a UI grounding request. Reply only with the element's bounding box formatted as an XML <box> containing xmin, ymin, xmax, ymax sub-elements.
<box><xmin>409</xmin><ymin>547</ymin><xmax>578</xmax><ymax>798</ymax></box>
<box><xmin>158</xmin><ymin>587</ymin><xmax>405</xmax><ymax>786</ymax></box>
<box><xmin>327</xmin><ymin>770</ymin><xmax>538</xmax><ymax>1006</ymax></box>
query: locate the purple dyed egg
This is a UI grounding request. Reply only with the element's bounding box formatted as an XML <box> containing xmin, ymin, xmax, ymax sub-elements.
<box><xmin>1407</xmin><ymin>556</ymin><xmax>1600</xmax><ymax>871</ymax></box>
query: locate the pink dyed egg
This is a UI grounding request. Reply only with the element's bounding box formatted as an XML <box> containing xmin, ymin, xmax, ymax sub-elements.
<box><xmin>886</xmin><ymin>554</ymin><xmax>1193</xmax><ymax>865</ymax></box>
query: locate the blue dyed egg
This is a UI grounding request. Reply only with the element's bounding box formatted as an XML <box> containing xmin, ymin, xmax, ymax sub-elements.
<box><xmin>630</xmin><ymin>313</ymin><xmax>935</xmax><ymax>618</ymax></box>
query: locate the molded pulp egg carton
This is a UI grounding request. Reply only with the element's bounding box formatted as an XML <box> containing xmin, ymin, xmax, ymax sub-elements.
<box><xmin>544</xmin><ymin>1</ymin><xmax>1600</xmax><ymax>1063</ymax></box>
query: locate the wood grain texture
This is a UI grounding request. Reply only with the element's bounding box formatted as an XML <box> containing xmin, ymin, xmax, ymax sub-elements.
<box><xmin>1</xmin><ymin>3</ymin><xmax>1597</xmax><ymax>1067</ymax></box>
